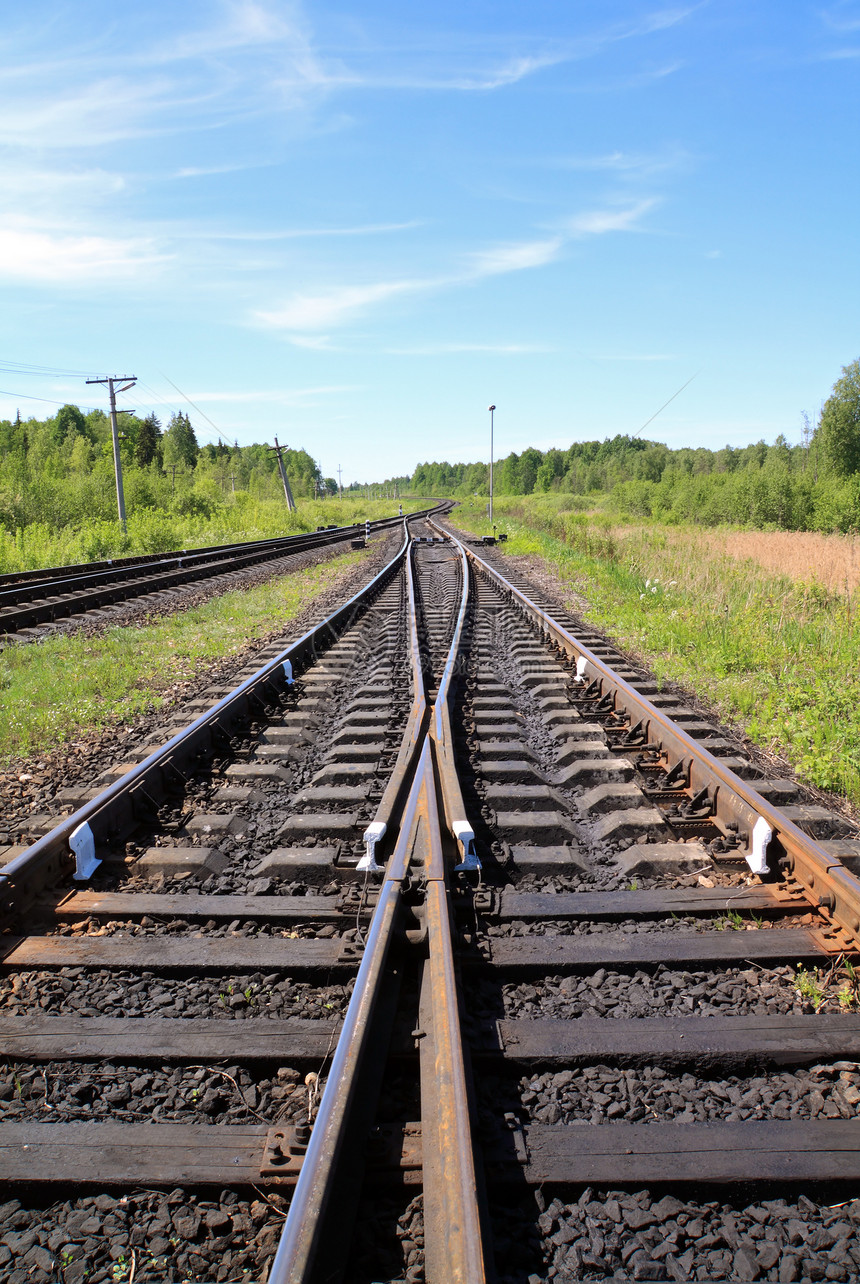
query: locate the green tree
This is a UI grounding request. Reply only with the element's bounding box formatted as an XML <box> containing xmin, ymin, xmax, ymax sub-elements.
<box><xmin>136</xmin><ymin>414</ymin><xmax>161</xmax><ymax>467</ymax></box>
<box><xmin>817</xmin><ymin>358</ymin><xmax>860</xmax><ymax>477</ymax></box>
<box><xmin>162</xmin><ymin>413</ymin><xmax>198</xmax><ymax>469</ymax></box>
<box><xmin>53</xmin><ymin>404</ymin><xmax>87</xmax><ymax>444</ymax></box>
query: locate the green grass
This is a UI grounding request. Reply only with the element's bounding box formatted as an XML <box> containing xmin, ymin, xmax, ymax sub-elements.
<box><xmin>0</xmin><ymin>497</ymin><xmax>425</xmax><ymax>573</ymax></box>
<box><xmin>0</xmin><ymin>549</ymin><xmax>363</xmax><ymax>760</ymax></box>
<box><xmin>454</xmin><ymin>496</ymin><xmax>860</xmax><ymax>807</ymax></box>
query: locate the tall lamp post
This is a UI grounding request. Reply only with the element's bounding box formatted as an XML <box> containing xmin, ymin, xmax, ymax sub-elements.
<box><xmin>488</xmin><ymin>404</ymin><xmax>496</xmax><ymax>525</ymax></box>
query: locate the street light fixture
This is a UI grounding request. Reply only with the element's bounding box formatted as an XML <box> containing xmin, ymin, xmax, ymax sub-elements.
<box><xmin>488</xmin><ymin>404</ymin><xmax>496</xmax><ymax>525</ymax></box>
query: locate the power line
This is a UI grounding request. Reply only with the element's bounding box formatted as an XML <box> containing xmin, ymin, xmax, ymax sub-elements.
<box><xmin>0</xmin><ymin>358</ymin><xmax>100</xmax><ymax>379</ymax></box>
<box><xmin>0</xmin><ymin>388</ymin><xmax>101</xmax><ymax>410</ymax></box>
<box><xmin>158</xmin><ymin>372</ymin><xmax>230</xmax><ymax>445</ymax></box>
<box><xmin>634</xmin><ymin>372</ymin><xmax>700</xmax><ymax>438</ymax></box>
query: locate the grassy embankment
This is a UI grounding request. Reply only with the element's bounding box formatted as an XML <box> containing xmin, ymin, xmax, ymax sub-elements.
<box><xmin>455</xmin><ymin>495</ymin><xmax>860</xmax><ymax>807</ymax></box>
<box><xmin>0</xmin><ymin>549</ymin><xmax>365</xmax><ymax>761</ymax></box>
<box><xmin>0</xmin><ymin>497</ymin><xmax>426</xmax><ymax>574</ymax></box>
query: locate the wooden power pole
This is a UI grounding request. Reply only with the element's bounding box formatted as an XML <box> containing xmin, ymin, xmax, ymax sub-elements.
<box><xmin>268</xmin><ymin>438</ymin><xmax>296</xmax><ymax>511</ymax></box>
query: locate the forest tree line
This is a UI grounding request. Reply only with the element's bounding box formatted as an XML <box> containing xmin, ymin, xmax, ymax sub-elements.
<box><xmin>0</xmin><ymin>405</ymin><xmax>342</xmax><ymax>533</ymax></box>
<box><xmin>407</xmin><ymin>358</ymin><xmax>860</xmax><ymax>533</ymax></box>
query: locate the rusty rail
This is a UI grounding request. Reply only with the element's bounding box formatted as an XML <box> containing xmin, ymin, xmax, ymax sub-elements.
<box><xmin>269</xmin><ymin>529</ymin><xmax>490</xmax><ymax>1284</ymax></box>
<box><xmin>436</xmin><ymin>520</ymin><xmax>860</xmax><ymax>953</ymax></box>
<box><xmin>0</xmin><ymin>522</ymin><xmax>417</xmax><ymax>913</ymax></box>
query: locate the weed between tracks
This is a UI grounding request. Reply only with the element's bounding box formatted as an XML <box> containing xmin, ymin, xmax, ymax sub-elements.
<box><xmin>453</xmin><ymin>496</ymin><xmax>860</xmax><ymax>807</ymax></box>
<box><xmin>0</xmin><ymin>549</ymin><xmax>362</xmax><ymax>759</ymax></box>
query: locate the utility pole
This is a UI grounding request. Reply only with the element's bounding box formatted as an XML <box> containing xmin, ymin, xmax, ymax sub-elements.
<box><xmin>337</xmin><ymin>465</ymin><xmax>343</xmax><ymax>499</ymax></box>
<box><xmin>86</xmin><ymin>375</ymin><xmax>136</xmax><ymax>533</ymax></box>
<box><xmin>267</xmin><ymin>437</ymin><xmax>296</xmax><ymax>511</ymax></box>
<box><xmin>230</xmin><ymin>471</ymin><xmax>237</xmax><ymax>493</ymax></box>
<box><xmin>488</xmin><ymin>404</ymin><xmax>496</xmax><ymax>525</ymax></box>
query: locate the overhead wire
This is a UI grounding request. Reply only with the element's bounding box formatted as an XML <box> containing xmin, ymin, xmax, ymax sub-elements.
<box><xmin>0</xmin><ymin>388</ymin><xmax>101</xmax><ymax>411</ymax></box>
<box><xmin>158</xmin><ymin>372</ymin><xmax>231</xmax><ymax>445</ymax></box>
<box><xmin>634</xmin><ymin>372</ymin><xmax>700</xmax><ymax>438</ymax></box>
<box><xmin>0</xmin><ymin>359</ymin><xmax>101</xmax><ymax>379</ymax></box>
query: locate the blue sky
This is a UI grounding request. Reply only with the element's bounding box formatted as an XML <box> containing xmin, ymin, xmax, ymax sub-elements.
<box><xmin>0</xmin><ymin>1</ymin><xmax>858</xmax><ymax>481</ymax></box>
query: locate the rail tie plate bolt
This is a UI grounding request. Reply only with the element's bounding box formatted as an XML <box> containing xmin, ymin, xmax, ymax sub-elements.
<box><xmin>265</xmin><ymin>1132</ymin><xmax>289</xmax><ymax>1166</ymax></box>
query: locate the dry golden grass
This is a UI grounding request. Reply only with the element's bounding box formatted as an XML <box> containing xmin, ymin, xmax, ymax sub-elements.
<box><xmin>671</xmin><ymin>528</ymin><xmax>860</xmax><ymax>596</ymax></box>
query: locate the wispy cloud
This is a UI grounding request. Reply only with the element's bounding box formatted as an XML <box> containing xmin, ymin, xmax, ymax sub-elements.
<box><xmin>0</xmin><ymin>1</ymin><xmax>704</xmax><ymax>157</ymax></box>
<box><xmin>820</xmin><ymin>4</ymin><xmax>860</xmax><ymax>33</ymax></box>
<box><xmin>815</xmin><ymin>3</ymin><xmax>860</xmax><ymax>56</ymax></box>
<box><xmin>544</xmin><ymin>146</ymin><xmax>689</xmax><ymax>177</ymax></box>
<box><xmin>588</xmin><ymin>352</ymin><xmax>677</xmax><ymax>362</ymax></box>
<box><xmin>632</xmin><ymin>6</ymin><xmax>706</xmax><ymax>36</ymax></box>
<box><xmin>194</xmin><ymin>221</ymin><xmax>422</xmax><ymax>241</ymax></box>
<box><xmin>386</xmin><ymin>342</ymin><xmax>556</xmax><ymax>355</ymax></box>
<box><xmin>256</xmin><ymin>199</ymin><xmax>656</xmax><ymax>335</ymax></box>
<box><xmin>179</xmin><ymin>385</ymin><xmax>359</xmax><ymax>403</ymax></box>
<box><xmin>257</xmin><ymin>279</ymin><xmax>424</xmax><ymax>330</ymax></box>
<box><xmin>564</xmin><ymin>199</ymin><xmax>658</xmax><ymax>237</ymax></box>
<box><xmin>255</xmin><ymin>231</ymin><xmax>566</xmax><ymax>332</ymax></box>
<box><xmin>0</xmin><ymin>223</ymin><xmax>167</xmax><ymax>282</ymax></box>
<box><xmin>819</xmin><ymin>45</ymin><xmax>860</xmax><ymax>58</ymax></box>
<box><xmin>466</xmin><ymin>237</ymin><xmax>563</xmax><ymax>277</ymax></box>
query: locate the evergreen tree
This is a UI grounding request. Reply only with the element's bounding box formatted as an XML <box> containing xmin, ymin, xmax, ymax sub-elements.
<box><xmin>163</xmin><ymin>412</ymin><xmax>199</xmax><ymax>469</ymax></box>
<box><xmin>136</xmin><ymin>413</ymin><xmax>161</xmax><ymax>467</ymax></box>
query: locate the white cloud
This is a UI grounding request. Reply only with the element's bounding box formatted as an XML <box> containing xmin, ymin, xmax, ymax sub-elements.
<box><xmin>194</xmin><ymin>221</ymin><xmax>421</xmax><ymax>241</ymax></box>
<box><xmin>254</xmin><ymin>229</ymin><xmax>565</xmax><ymax>333</ymax></box>
<box><xmin>179</xmin><ymin>385</ymin><xmax>358</xmax><ymax>403</ymax></box>
<box><xmin>256</xmin><ymin>279</ymin><xmax>423</xmax><ymax>330</ymax></box>
<box><xmin>286</xmin><ymin>334</ymin><xmax>337</xmax><ymax>350</ymax></box>
<box><xmin>255</xmin><ymin>203</ymin><xmax>657</xmax><ymax>336</ymax></box>
<box><xmin>147</xmin><ymin>0</ymin><xmax>301</xmax><ymax>63</ymax></box>
<box><xmin>0</xmin><ymin>76</ymin><xmax>193</xmax><ymax>150</ymax></box>
<box><xmin>589</xmin><ymin>352</ymin><xmax>677</xmax><ymax>362</ymax></box>
<box><xmin>632</xmin><ymin>7</ymin><xmax>705</xmax><ymax>36</ymax></box>
<box><xmin>547</xmin><ymin>147</ymin><xmax>687</xmax><ymax>176</ymax></box>
<box><xmin>467</xmin><ymin>237</ymin><xmax>563</xmax><ymax>277</ymax></box>
<box><xmin>0</xmin><ymin>2</ymin><xmax>701</xmax><ymax>162</ymax></box>
<box><xmin>0</xmin><ymin>224</ymin><xmax>167</xmax><ymax>282</ymax></box>
<box><xmin>386</xmin><ymin>342</ymin><xmax>555</xmax><ymax>355</ymax></box>
<box><xmin>564</xmin><ymin>199</ymin><xmax>658</xmax><ymax>237</ymax></box>
<box><xmin>820</xmin><ymin>5</ymin><xmax>860</xmax><ymax>33</ymax></box>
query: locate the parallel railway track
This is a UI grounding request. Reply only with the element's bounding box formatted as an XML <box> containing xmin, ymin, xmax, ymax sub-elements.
<box><xmin>1</xmin><ymin>515</ymin><xmax>860</xmax><ymax>1282</ymax></box>
<box><xmin>0</xmin><ymin>506</ymin><xmax>447</xmax><ymax>642</ymax></box>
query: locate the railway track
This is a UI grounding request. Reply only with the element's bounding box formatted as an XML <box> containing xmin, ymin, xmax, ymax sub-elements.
<box><xmin>1</xmin><ymin>516</ymin><xmax>860</xmax><ymax>1283</ymax></box>
<box><xmin>0</xmin><ymin>506</ymin><xmax>446</xmax><ymax>643</ymax></box>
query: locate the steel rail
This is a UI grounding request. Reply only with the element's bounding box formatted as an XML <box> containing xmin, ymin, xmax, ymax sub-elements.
<box><xmin>0</xmin><ymin>531</ymin><xmax>363</xmax><ymax>590</ymax></box>
<box><xmin>269</xmin><ymin>526</ymin><xmax>436</xmax><ymax>1281</ymax></box>
<box><xmin>420</xmin><ymin>739</ymin><xmax>488</xmax><ymax>1284</ymax></box>
<box><xmin>0</xmin><ymin>505</ymin><xmax>452</xmax><ymax>637</ymax></box>
<box><xmin>0</xmin><ymin>533</ymin><xmax>343</xmax><ymax>604</ymax></box>
<box><xmin>0</xmin><ymin>505</ymin><xmax>449</xmax><ymax>600</ymax></box>
<box><xmin>431</xmin><ymin>536</ymin><xmax>478</xmax><ymax>870</ymax></box>
<box><xmin>270</xmin><ymin>528</ymin><xmax>490</xmax><ymax>1284</ymax></box>
<box><xmin>435</xmin><ymin>520</ymin><xmax>860</xmax><ymax>951</ymax></box>
<box><xmin>422</xmin><ymin>531</ymin><xmax>488</xmax><ymax>1280</ymax></box>
<box><xmin>267</xmin><ymin>739</ymin><xmax>431</xmax><ymax>1283</ymax></box>
<box><xmin>0</xmin><ymin>523</ymin><xmax>415</xmax><ymax>911</ymax></box>
<box><xmin>355</xmin><ymin>534</ymin><xmax>431</xmax><ymax>871</ymax></box>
